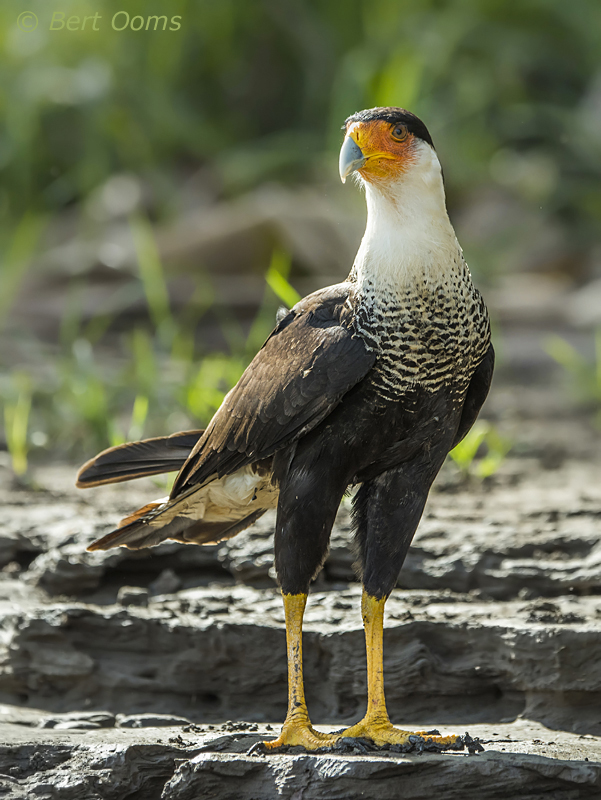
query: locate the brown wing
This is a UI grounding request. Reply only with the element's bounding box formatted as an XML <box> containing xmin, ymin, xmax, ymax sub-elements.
<box><xmin>171</xmin><ymin>283</ymin><xmax>376</xmax><ymax>497</ymax></box>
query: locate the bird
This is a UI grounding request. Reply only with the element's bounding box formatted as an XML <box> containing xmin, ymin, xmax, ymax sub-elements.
<box><xmin>77</xmin><ymin>107</ymin><xmax>493</xmax><ymax>753</ymax></box>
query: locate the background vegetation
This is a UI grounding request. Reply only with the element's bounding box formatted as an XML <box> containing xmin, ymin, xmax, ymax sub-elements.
<box><xmin>1</xmin><ymin>0</ymin><xmax>600</xmax><ymax>471</ymax></box>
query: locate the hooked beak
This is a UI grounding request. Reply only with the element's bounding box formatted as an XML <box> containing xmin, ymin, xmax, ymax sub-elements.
<box><xmin>339</xmin><ymin>136</ymin><xmax>366</xmax><ymax>183</ymax></box>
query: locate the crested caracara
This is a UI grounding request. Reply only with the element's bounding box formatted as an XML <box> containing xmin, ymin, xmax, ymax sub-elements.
<box><xmin>78</xmin><ymin>107</ymin><xmax>493</xmax><ymax>752</ymax></box>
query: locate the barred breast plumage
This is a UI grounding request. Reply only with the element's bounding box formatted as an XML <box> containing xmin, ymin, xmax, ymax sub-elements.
<box><xmin>352</xmin><ymin>250</ymin><xmax>490</xmax><ymax>404</ymax></box>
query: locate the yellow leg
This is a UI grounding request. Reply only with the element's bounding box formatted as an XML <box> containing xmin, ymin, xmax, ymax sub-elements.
<box><xmin>261</xmin><ymin>593</ymin><xmax>339</xmax><ymax>751</ymax></box>
<box><xmin>338</xmin><ymin>590</ymin><xmax>460</xmax><ymax>749</ymax></box>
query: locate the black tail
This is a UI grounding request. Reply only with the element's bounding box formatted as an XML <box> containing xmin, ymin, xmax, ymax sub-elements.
<box><xmin>76</xmin><ymin>430</ymin><xmax>204</xmax><ymax>488</ymax></box>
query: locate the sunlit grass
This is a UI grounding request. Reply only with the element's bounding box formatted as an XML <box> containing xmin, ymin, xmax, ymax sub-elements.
<box><xmin>0</xmin><ymin>0</ymin><xmax>594</xmax><ymax>480</ymax></box>
<box><xmin>0</xmin><ymin>208</ymin><xmax>303</xmax><ymax>470</ymax></box>
<box><xmin>545</xmin><ymin>330</ymin><xmax>601</xmax><ymax>427</ymax></box>
<box><xmin>449</xmin><ymin>421</ymin><xmax>512</xmax><ymax>480</ymax></box>
<box><xmin>0</xmin><ymin>214</ymin><xmax>509</xmax><ymax>478</ymax></box>
<box><xmin>0</xmin><ymin>214</ymin><xmax>46</xmax><ymax>329</ymax></box>
<box><xmin>131</xmin><ymin>214</ymin><xmax>176</xmax><ymax>346</ymax></box>
<box><xmin>265</xmin><ymin>249</ymin><xmax>302</xmax><ymax>310</ymax></box>
<box><xmin>3</xmin><ymin>372</ymin><xmax>32</xmax><ymax>476</ymax></box>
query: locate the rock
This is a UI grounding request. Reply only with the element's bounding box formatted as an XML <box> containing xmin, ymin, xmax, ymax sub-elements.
<box><xmin>12</xmin><ymin>459</ymin><xmax>601</xmax><ymax>602</ymax></box>
<box><xmin>0</xmin><ymin>732</ymin><xmax>201</xmax><ymax>800</ymax></box>
<box><xmin>29</xmin><ymin>642</ymin><xmax>95</xmax><ymax>681</ymax></box>
<box><xmin>52</xmin><ymin>720</ymin><xmax>101</xmax><ymax>730</ymax></box>
<box><xmin>38</xmin><ymin>711</ymin><xmax>116</xmax><ymax>729</ymax></box>
<box><xmin>30</xmin><ymin>548</ymin><xmax>106</xmax><ymax>595</ymax></box>
<box><xmin>2</xmin><ymin>586</ymin><xmax>601</xmax><ymax>733</ymax></box>
<box><xmin>117</xmin><ymin>713</ymin><xmax>192</xmax><ymax>728</ymax></box>
<box><xmin>2</xmin><ymin>424</ymin><xmax>601</xmax><ymax>798</ymax></box>
<box><xmin>117</xmin><ymin>586</ymin><xmax>149</xmax><ymax>606</ymax></box>
<box><xmin>0</xmin><ymin>720</ymin><xmax>600</xmax><ymax>800</ymax></box>
<box><xmin>2</xmin><ymin>562</ymin><xmax>22</xmax><ymax>575</ymax></box>
<box><xmin>163</xmin><ymin>747</ymin><xmax>601</xmax><ymax>800</ymax></box>
<box><xmin>0</xmin><ymin>533</ymin><xmax>39</xmax><ymax>570</ymax></box>
<box><xmin>150</xmin><ymin>569</ymin><xmax>182</xmax><ymax>596</ymax></box>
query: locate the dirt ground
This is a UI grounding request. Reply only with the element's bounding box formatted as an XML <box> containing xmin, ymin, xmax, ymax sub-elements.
<box><xmin>1</xmin><ymin>374</ymin><xmax>601</xmax><ymax>798</ymax></box>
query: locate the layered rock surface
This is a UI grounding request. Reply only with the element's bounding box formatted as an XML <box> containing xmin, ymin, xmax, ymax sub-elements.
<box><xmin>1</xmin><ymin>437</ymin><xmax>601</xmax><ymax>798</ymax></box>
<box><xmin>2</xmin><ymin>720</ymin><xmax>601</xmax><ymax>800</ymax></box>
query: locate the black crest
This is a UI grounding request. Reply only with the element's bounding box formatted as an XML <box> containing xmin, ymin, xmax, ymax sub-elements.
<box><xmin>344</xmin><ymin>107</ymin><xmax>434</xmax><ymax>149</ymax></box>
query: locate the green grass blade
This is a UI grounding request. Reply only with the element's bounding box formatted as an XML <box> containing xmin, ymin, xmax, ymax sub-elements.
<box><xmin>4</xmin><ymin>374</ymin><xmax>32</xmax><ymax>476</ymax></box>
<box><xmin>128</xmin><ymin>394</ymin><xmax>149</xmax><ymax>441</ymax></box>
<box><xmin>130</xmin><ymin>215</ymin><xmax>174</xmax><ymax>342</ymax></box>
<box><xmin>595</xmin><ymin>329</ymin><xmax>601</xmax><ymax>399</ymax></box>
<box><xmin>449</xmin><ymin>422</ymin><xmax>489</xmax><ymax>471</ymax></box>
<box><xmin>0</xmin><ymin>214</ymin><xmax>46</xmax><ymax>330</ymax></box>
<box><xmin>265</xmin><ymin>249</ymin><xmax>300</xmax><ymax>309</ymax></box>
<box><xmin>544</xmin><ymin>335</ymin><xmax>587</xmax><ymax>373</ymax></box>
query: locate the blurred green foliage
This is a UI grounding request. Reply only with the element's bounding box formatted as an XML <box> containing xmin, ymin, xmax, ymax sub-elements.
<box><xmin>1</xmin><ymin>0</ymin><xmax>600</xmax><ymax>463</ymax></box>
<box><xmin>0</xmin><ymin>0</ymin><xmax>599</xmax><ymax>226</ymax></box>
<box><xmin>449</xmin><ymin>420</ymin><xmax>512</xmax><ymax>480</ymax></box>
<box><xmin>545</xmin><ymin>331</ymin><xmax>601</xmax><ymax>427</ymax></box>
<box><xmin>3</xmin><ymin>371</ymin><xmax>32</xmax><ymax>475</ymax></box>
<box><xmin>0</xmin><ymin>216</ymin><xmax>298</xmax><ymax>467</ymax></box>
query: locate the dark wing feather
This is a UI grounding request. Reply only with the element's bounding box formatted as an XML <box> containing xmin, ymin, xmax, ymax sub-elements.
<box><xmin>77</xmin><ymin>430</ymin><xmax>203</xmax><ymax>488</ymax></box>
<box><xmin>452</xmin><ymin>343</ymin><xmax>495</xmax><ymax>448</ymax></box>
<box><xmin>171</xmin><ymin>283</ymin><xmax>376</xmax><ymax>497</ymax></box>
<box><xmin>87</xmin><ymin>507</ymin><xmax>267</xmax><ymax>552</ymax></box>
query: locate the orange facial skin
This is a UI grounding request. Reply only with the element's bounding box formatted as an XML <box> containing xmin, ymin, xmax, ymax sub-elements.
<box><xmin>345</xmin><ymin>120</ymin><xmax>417</xmax><ymax>185</ymax></box>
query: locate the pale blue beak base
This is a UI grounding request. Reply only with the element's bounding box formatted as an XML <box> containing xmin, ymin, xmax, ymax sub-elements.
<box><xmin>339</xmin><ymin>136</ymin><xmax>366</xmax><ymax>183</ymax></box>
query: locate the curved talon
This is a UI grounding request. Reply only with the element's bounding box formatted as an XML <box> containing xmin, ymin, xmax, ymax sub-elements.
<box><xmin>337</xmin><ymin>719</ymin><xmax>462</xmax><ymax>750</ymax></box>
<box><xmin>333</xmin><ymin>594</ymin><xmax>465</xmax><ymax>754</ymax></box>
<box><xmin>260</xmin><ymin>722</ymin><xmax>340</xmax><ymax>752</ymax></box>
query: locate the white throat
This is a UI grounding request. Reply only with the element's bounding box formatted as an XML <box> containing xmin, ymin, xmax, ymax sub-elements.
<box><xmin>352</xmin><ymin>142</ymin><xmax>460</xmax><ymax>293</ymax></box>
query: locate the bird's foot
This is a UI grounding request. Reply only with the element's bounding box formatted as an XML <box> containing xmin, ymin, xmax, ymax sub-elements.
<box><xmin>337</xmin><ymin>717</ymin><xmax>463</xmax><ymax>751</ymax></box>
<box><xmin>250</xmin><ymin>718</ymin><xmax>339</xmax><ymax>753</ymax></box>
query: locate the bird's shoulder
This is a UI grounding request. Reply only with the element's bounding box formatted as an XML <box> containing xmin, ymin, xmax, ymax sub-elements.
<box><xmin>171</xmin><ymin>282</ymin><xmax>375</xmax><ymax>495</ymax></box>
<box><xmin>232</xmin><ymin>281</ymin><xmax>369</xmax><ymax>400</ymax></box>
<box><xmin>268</xmin><ymin>281</ymin><xmax>358</xmax><ymax>337</ymax></box>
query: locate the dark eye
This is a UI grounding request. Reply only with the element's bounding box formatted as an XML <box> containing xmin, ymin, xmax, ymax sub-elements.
<box><xmin>391</xmin><ymin>124</ymin><xmax>408</xmax><ymax>141</ymax></box>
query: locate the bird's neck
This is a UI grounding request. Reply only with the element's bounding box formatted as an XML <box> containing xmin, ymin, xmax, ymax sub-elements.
<box><xmin>350</xmin><ymin>156</ymin><xmax>462</xmax><ymax>298</ymax></box>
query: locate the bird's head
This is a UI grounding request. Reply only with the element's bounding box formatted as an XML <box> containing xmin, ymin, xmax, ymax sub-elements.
<box><xmin>339</xmin><ymin>107</ymin><xmax>436</xmax><ymax>189</ymax></box>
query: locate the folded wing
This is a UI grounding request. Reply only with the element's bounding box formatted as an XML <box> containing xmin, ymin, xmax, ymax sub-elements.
<box><xmin>172</xmin><ymin>283</ymin><xmax>376</xmax><ymax>497</ymax></box>
<box><xmin>82</xmin><ymin>283</ymin><xmax>376</xmax><ymax>553</ymax></box>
